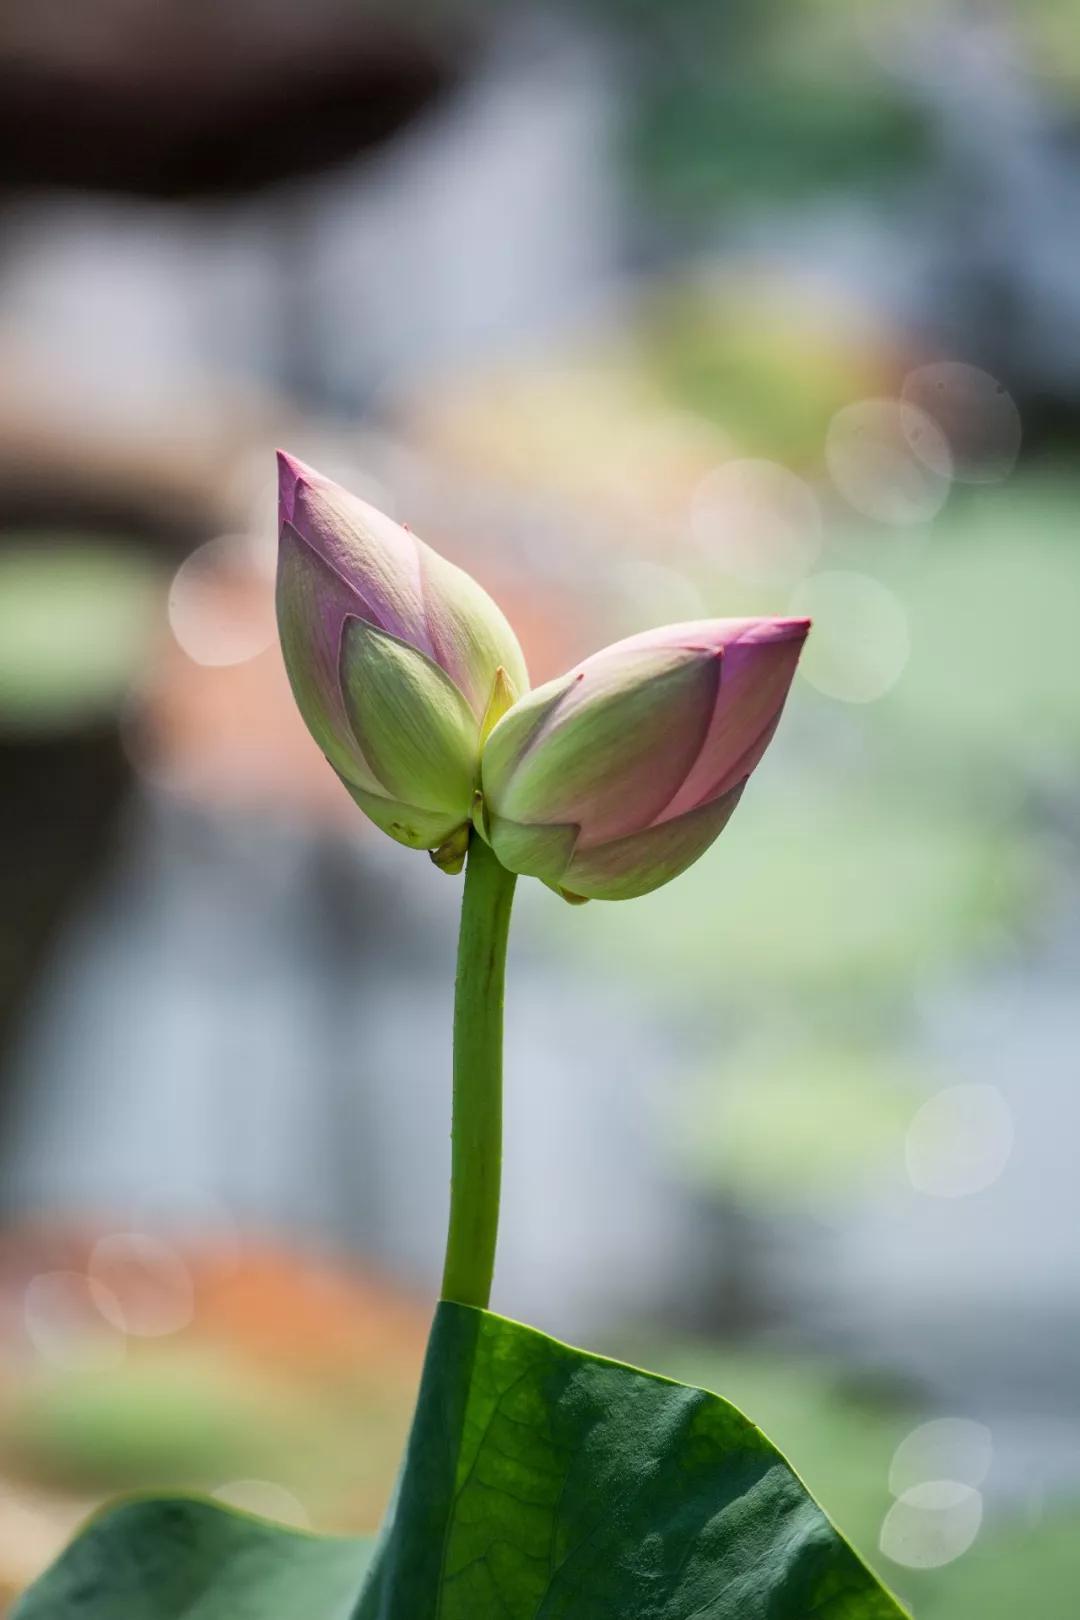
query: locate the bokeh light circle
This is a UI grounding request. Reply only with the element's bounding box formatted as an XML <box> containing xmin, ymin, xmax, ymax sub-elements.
<box><xmin>122</xmin><ymin>1184</ymin><xmax>243</xmax><ymax>1279</ymax></box>
<box><xmin>906</xmin><ymin>1083</ymin><xmax>1014</xmax><ymax>1198</ymax></box>
<box><xmin>902</xmin><ymin>362</ymin><xmax>1021</xmax><ymax>483</ymax></box>
<box><xmin>879</xmin><ymin>1481</ymin><xmax>982</xmax><ymax>1569</ymax></box>
<box><xmin>690</xmin><ymin>459</ymin><xmax>822</xmax><ymax>585</ymax></box>
<box><xmin>168</xmin><ymin>535</ymin><xmax>276</xmax><ymax>667</ymax></box>
<box><xmin>618</xmin><ymin>561</ymin><xmax>707</xmax><ymax>629</ymax></box>
<box><xmin>826</xmin><ymin>399</ymin><xmax>952</xmax><ymax>524</ymax></box>
<box><xmin>889</xmin><ymin>1419</ymin><xmax>993</xmax><ymax>1497</ymax></box>
<box><xmin>213</xmin><ymin>1480</ymin><xmax>310</xmax><ymax>1528</ymax></box>
<box><xmin>24</xmin><ymin>1270</ymin><xmax>126</xmax><ymax>1370</ymax></box>
<box><xmin>788</xmin><ymin>570</ymin><xmax>910</xmax><ymax>702</ymax></box>
<box><xmin>88</xmin><ymin>1233</ymin><xmax>196</xmax><ymax>1339</ymax></box>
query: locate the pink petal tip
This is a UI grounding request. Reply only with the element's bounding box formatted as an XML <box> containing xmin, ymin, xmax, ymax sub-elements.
<box><xmin>276</xmin><ymin>449</ymin><xmax>322</xmax><ymax>525</ymax></box>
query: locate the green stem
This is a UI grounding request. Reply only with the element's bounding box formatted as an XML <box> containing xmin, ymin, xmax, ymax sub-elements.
<box><xmin>440</xmin><ymin>834</ymin><xmax>517</xmax><ymax>1308</ymax></box>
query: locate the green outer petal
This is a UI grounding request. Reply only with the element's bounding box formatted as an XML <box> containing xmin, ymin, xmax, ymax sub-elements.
<box><xmin>486</xmin><ymin>648</ymin><xmax>719</xmax><ymax>843</ymax></box>
<box><xmin>341</xmin><ymin>780</ymin><xmax>469</xmax><ymax>852</ymax></box>
<box><xmin>358</xmin><ymin>1302</ymin><xmax>908</xmax><ymax>1619</ymax></box>
<box><xmin>480</xmin><ymin>670</ymin><xmax>577</xmax><ymax>806</ymax></box>
<box><xmin>340</xmin><ymin>620</ymin><xmax>477</xmax><ymax>816</ymax></box>
<box><xmin>11</xmin><ymin>1497</ymin><xmax>373</xmax><ymax>1619</ymax></box>
<box><xmin>564</xmin><ymin>779</ymin><xmax>746</xmax><ymax>900</ymax></box>
<box><xmin>484</xmin><ymin>812</ymin><xmax>579</xmax><ymax>886</ymax></box>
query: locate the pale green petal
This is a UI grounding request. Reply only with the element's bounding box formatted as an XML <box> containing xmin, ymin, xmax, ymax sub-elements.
<box><xmin>340</xmin><ymin>620</ymin><xmax>477</xmax><ymax>816</ymax></box>
<box><xmin>480</xmin><ymin>671</ymin><xmax>577</xmax><ymax>805</ymax></box>
<box><xmin>341</xmin><ymin>780</ymin><xmax>468</xmax><ymax>852</ymax></box>
<box><xmin>485</xmin><ymin>813</ymin><xmax>579</xmax><ymax>886</ymax></box>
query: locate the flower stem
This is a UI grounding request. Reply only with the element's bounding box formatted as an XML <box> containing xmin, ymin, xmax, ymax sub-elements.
<box><xmin>440</xmin><ymin>834</ymin><xmax>517</xmax><ymax>1308</ymax></box>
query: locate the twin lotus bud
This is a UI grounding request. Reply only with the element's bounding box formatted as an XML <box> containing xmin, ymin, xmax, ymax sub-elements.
<box><xmin>277</xmin><ymin>453</ymin><xmax>809</xmax><ymax>901</ymax></box>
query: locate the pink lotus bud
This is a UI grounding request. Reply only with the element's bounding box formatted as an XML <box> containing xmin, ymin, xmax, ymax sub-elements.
<box><xmin>276</xmin><ymin>452</ymin><xmax>528</xmax><ymax>862</ymax></box>
<box><xmin>479</xmin><ymin>618</ymin><xmax>809</xmax><ymax>900</ymax></box>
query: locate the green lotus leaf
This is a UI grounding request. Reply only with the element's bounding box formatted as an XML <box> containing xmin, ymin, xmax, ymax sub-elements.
<box><xmin>16</xmin><ymin>1303</ymin><xmax>906</xmax><ymax>1620</ymax></box>
<box><xmin>10</xmin><ymin>1496</ymin><xmax>374</xmax><ymax>1619</ymax></box>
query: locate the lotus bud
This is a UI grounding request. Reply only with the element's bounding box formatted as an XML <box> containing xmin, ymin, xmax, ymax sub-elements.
<box><xmin>276</xmin><ymin>452</ymin><xmax>528</xmax><ymax>860</ymax></box>
<box><xmin>479</xmin><ymin>618</ymin><xmax>809</xmax><ymax>901</ymax></box>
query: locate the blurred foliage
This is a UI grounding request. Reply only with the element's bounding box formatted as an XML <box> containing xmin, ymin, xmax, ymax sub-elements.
<box><xmin>561</xmin><ymin>774</ymin><xmax>1037</xmax><ymax>1006</ymax></box>
<box><xmin>876</xmin><ymin>482</ymin><xmax>1080</xmax><ymax>780</ymax></box>
<box><xmin>4</xmin><ymin>1355</ymin><xmax>278</xmax><ymax>1489</ymax></box>
<box><xmin>1022</xmin><ymin>0</ymin><xmax>1080</xmax><ymax>93</ymax></box>
<box><xmin>578</xmin><ymin>0</ymin><xmax>930</xmax><ymax>216</ymax></box>
<box><xmin>665</xmin><ymin>1043</ymin><xmax>922</xmax><ymax>1205</ymax></box>
<box><xmin>0</xmin><ymin>1242</ymin><xmax>431</xmax><ymax>1581</ymax></box>
<box><xmin>0</xmin><ymin>540</ymin><xmax>162</xmax><ymax>731</ymax></box>
<box><xmin>1</xmin><ymin>1341</ymin><xmax>417</xmax><ymax>1535</ymax></box>
<box><xmin>578</xmin><ymin>0</ymin><xmax>1080</xmax><ymax>223</ymax></box>
<box><xmin>628</xmin><ymin>80</ymin><xmax>927</xmax><ymax>217</ymax></box>
<box><xmin>638</xmin><ymin>276</ymin><xmax>898</xmax><ymax>465</ymax></box>
<box><xmin>412</xmin><ymin>273</ymin><xmax>896</xmax><ymax>496</ymax></box>
<box><xmin>917</xmin><ymin>1513</ymin><xmax>1080</xmax><ymax>1620</ymax></box>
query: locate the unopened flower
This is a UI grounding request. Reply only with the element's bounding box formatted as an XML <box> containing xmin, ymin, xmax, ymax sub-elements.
<box><xmin>478</xmin><ymin>618</ymin><xmax>809</xmax><ymax>900</ymax></box>
<box><xmin>276</xmin><ymin>452</ymin><xmax>527</xmax><ymax>866</ymax></box>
